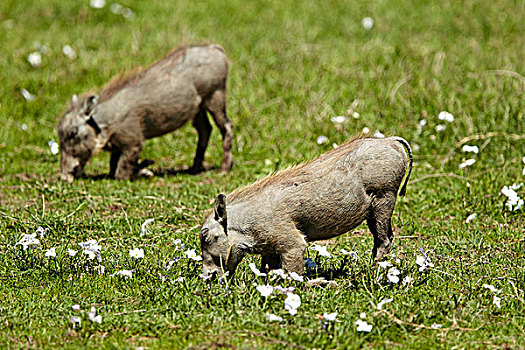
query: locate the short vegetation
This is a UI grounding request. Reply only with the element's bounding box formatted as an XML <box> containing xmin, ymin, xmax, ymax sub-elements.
<box><xmin>0</xmin><ymin>0</ymin><xmax>523</xmax><ymax>348</ymax></box>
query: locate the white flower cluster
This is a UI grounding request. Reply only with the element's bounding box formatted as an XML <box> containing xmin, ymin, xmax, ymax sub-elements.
<box><xmin>78</xmin><ymin>239</ymin><xmax>102</xmax><ymax>261</ymax></box>
<box><xmin>309</xmin><ymin>244</ymin><xmax>331</xmax><ymax>257</ymax></box>
<box><xmin>184</xmin><ymin>249</ymin><xmax>202</xmax><ymax>261</ymax></box>
<box><xmin>15</xmin><ymin>226</ymin><xmax>47</xmax><ymax>250</ymax></box>
<box><xmin>501</xmin><ymin>183</ymin><xmax>523</xmax><ymax>211</ymax></box>
<box><xmin>70</xmin><ymin>305</ymin><xmax>102</xmax><ymax>326</ymax></box>
<box><xmin>483</xmin><ymin>283</ymin><xmax>502</xmax><ymax>309</ymax></box>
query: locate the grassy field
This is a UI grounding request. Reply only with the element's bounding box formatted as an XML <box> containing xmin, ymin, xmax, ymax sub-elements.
<box><xmin>1</xmin><ymin>0</ymin><xmax>524</xmax><ymax>348</ymax></box>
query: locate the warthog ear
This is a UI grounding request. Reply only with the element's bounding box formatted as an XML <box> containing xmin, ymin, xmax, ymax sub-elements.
<box><xmin>214</xmin><ymin>194</ymin><xmax>227</xmax><ymax>233</ymax></box>
<box><xmin>81</xmin><ymin>95</ymin><xmax>99</xmax><ymax>116</ymax></box>
<box><xmin>70</xmin><ymin>94</ymin><xmax>79</xmax><ymax>108</ymax></box>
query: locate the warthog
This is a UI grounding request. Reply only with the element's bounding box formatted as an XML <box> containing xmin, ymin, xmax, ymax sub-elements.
<box><xmin>57</xmin><ymin>44</ymin><xmax>233</xmax><ymax>181</ymax></box>
<box><xmin>199</xmin><ymin>136</ymin><xmax>413</xmax><ymax>277</ymax></box>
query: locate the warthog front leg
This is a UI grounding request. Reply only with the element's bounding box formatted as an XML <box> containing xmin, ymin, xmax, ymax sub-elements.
<box><xmin>115</xmin><ymin>143</ymin><xmax>143</xmax><ymax>180</ymax></box>
<box><xmin>109</xmin><ymin>151</ymin><xmax>121</xmax><ymax>179</ymax></box>
<box><xmin>205</xmin><ymin>90</ymin><xmax>233</xmax><ymax>173</ymax></box>
<box><xmin>189</xmin><ymin>109</ymin><xmax>212</xmax><ymax>174</ymax></box>
<box><xmin>279</xmin><ymin>230</ymin><xmax>307</xmax><ymax>276</ymax></box>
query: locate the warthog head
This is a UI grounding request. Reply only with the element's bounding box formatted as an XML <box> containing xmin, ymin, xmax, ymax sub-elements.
<box><xmin>57</xmin><ymin>95</ymin><xmax>101</xmax><ymax>182</ymax></box>
<box><xmin>199</xmin><ymin>194</ymin><xmax>252</xmax><ymax>278</ymax></box>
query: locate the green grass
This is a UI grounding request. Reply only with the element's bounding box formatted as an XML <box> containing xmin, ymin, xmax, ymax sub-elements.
<box><xmin>1</xmin><ymin>0</ymin><xmax>524</xmax><ymax>348</ymax></box>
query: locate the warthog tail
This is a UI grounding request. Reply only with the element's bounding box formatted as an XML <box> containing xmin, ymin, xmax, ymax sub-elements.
<box><xmin>390</xmin><ymin>136</ymin><xmax>413</xmax><ymax>196</ymax></box>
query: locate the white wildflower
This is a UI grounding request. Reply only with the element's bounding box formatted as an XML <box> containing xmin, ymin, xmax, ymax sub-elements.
<box><xmin>352</xmin><ymin>111</ymin><xmax>360</xmax><ymax>119</ymax></box>
<box><xmin>79</xmin><ymin>239</ymin><xmax>101</xmax><ymax>261</ymax></box>
<box><xmin>332</xmin><ymin>143</ymin><xmax>339</xmax><ymax>149</ymax></box>
<box><xmin>438</xmin><ymin>111</ymin><xmax>455</xmax><ymax>122</ymax></box>
<box><xmin>94</xmin><ymin>265</ymin><xmax>105</xmax><ymax>275</ymax></box>
<box><xmin>35</xmin><ymin>226</ymin><xmax>47</xmax><ymax>238</ymax></box>
<box><xmin>67</xmin><ymin>249</ymin><xmax>77</xmax><ymax>257</ymax></box>
<box><xmin>341</xmin><ymin>249</ymin><xmax>358</xmax><ymax>261</ymax></box>
<box><xmin>33</xmin><ymin>41</ymin><xmax>49</xmax><ymax>54</ymax></box>
<box><xmin>387</xmin><ymin>267</ymin><xmax>400</xmax><ymax>283</ymax></box>
<box><xmin>269</xmin><ymin>269</ymin><xmax>287</xmax><ymax>279</ymax></box>
<box><xmin>15</xmin><ymin>233</ymin><xmax>40</xmax><ymax>250</ymax></box>
<box><xmin>459</xmin><ymin>159</ymin><xmax>476</xmax><ymax>169</ymax></box>
<box><xmin>44</xmin><ymin>247</ymin><xmax>56</xmax><ymax>257</ymax></box>
<box><xmin>256</xmin><ymin>285</ymin><xmax>274</xmax><ymax>297</ymax></box>
<box><xmin>21</xmin><ymin>123</ymin><xmax>28</xmax><ymax>131</ymax></box>
<box><xmin>284</xmin><ymin>293</ymin><xmax>301</xmax><ymax>315</ymax></box>
<box><xmin>218</xmin><ymin>273</ymin><xmax>229</xmax><ymax>285</ymax></box>
<box><xmin>359</xmin><ymin>312</ymin><xmax>367</xmax><ymax>319</ymax></box>
<box><xmin>88</xmin><ymin>307</ymin><xmax>102</xmax><ymax>324</ymax></box>
<box><xmin>501</xmin><ymin>185</ymin><xmax>524</xmax><ymax>211</ymax></box>
<box><xmin>112</xmin><ymin>269</ymin><xmax>133</xmax><ymax>279</ymax></box>
<box><xmin>374</xmin><ymin>130</ymin><xmax>385</xmax><ymax>138</ymax></box>
<box><xmin>355</xmin><ymin>319</ymin><xmax>373</xmax><ymax>332</ymax></box>
<box><xmin>362</xmin><ymin>127</ymin><xmax>370</xmax><ymax>134</ymax></box>
<box><xmin>175</xmin><ymin>276</ymin><xmax>184</xmax><ymax>282</ymax></box>
<box><xmin>417</xmin><ymin>119</ymin><xmax>427</xmax><ymax>134</ymax></box>
<box><xmin>48</xmin><ymin>140</ymin><xmax>59</xmax><ymax>155</ymax></box>
<box><xmin>274</xmin><ymin>285</ymin><xmax>295</xmax><ymax>294</ymax></box>
<box><xmin>482</xmin><ymin>284</ymin><xmax>500</xmax><ymax>294</ymax></box>
<box><xmin>120</xmin><ymin>7</ymin><xmax>135</xmax><ymax>19</ymax></box>
<box><xmin>70</xmin><ymin>316</ymin><xmax>81</xmax><ymax>324</ymax></box>
<box><xmin>90</xmin><ymin>0</ymin><xmax>105</xmax><ymax>9</ymax></box>
<box><xmin>84</xmin><ymin>250</ymin><xmax>97</xmax><ymax>260</ymax></box>
<box><xmin>27</xmin><ymin>52</ymin><xmax>41</xmax><ymax>67</ymax></box>
<box><xmin>462</xmin><ymin>145</ymin><xmax>479</xmax><ymax>154</ymax></box>
<box><xmin>377</xmin><ymin>261</ymin><xmax>392</xmax><ymax>269</ymax></box>
<box><xmin>416</xmin><ymin>255</ymin><xmax>434</xmax><ymax>271</ymax></box>
<box><xmin>249</xmin><ymin>263</ymin><xmax>267</xmax><ymax>277</ymax></box>
<box><xmin>310</xmin><ymin>244</ymin><xmax>331</xmax><ymax>257</ymax></box>
<box><xmin>289</xmin><ymin>272</ymin><xmax>304</xmax><ymax>282</ymax></box>
<box><xmin>493</xmin><ymin>295</ymin><xmax>501</xmax><ymax>309</ymax></box>
<box><xmin>129</xmin><ymin>248</ymin><xmax>144</xmax><ymax>259</ymax></box>
<box><xmin>110</xmin><ymin>3</ymin><xmax>124</xmax><ymax>14</ymax></box>
<box><xmin>431</xmin><ymin>323</ymin><xmax>442</xmax><ymax>329</ymax></box>
<box><xmin>141</xmin><ymin>219</ymin><xmax>154</xmax><ymax>235</ymax></box>
<box><xmin>184</xmin><ymin>249</ymin><xmax>202</xmax><ymax>261</ymax></box>
<box><xmin>21</xmin><ymin>88</ymin><xmax>35</xmax><ymax>101</ymax></box>
<box><xmin>323</xmin><ymin>312</ymin><xmax>338</xmax><ymax>321</ymax></box>
<box><xmin>392</xmin><ymin>254</ymin><xmax>401</xmax><ymax>264</ymax></box>
<box><xmin>62</xmin><ymin>45</ymin><xmax>77</xmax><ymax>60</ymax></box>
<box><xmin>435</xmin><ymin>124</ymin><xmax>446</xmax><ymax>132</ymax></box>
<box><xmin>72</xmin><ymin>304</ymin><xmax>80</xmax><ymax>311</ymax></box>
<box><xmin>266</xmin><ymin>313</ymin><xmax>283</xmax><ymax>322</ymax></box>
<box><xmin>377</xmin><ymin>298</ymin><xmax>393</xmax><ymax>310</ymax></box>
<box><xmin>466</xmin><ymin>213</ymin><xmax>477</xmax><ymax>223</ymax></box>
<box><xmin>165</xmin><ymin>260</ymin><xmax>176</xmax><ymax>270</ymax></box>
<box><xmin>402</xmin><ymin>276</ymin><xmax>413</xmax><ymax>286</ymax></box>
<box><xmin>199</xmin><ymin>273</ymin><xmax>213</xmax><ymax>281</ymax></box>
<box><xmin>172</xmin><ymin>238</ymin><xmax>185</xmax><ymax>251</ymax></box>
<box><xmin>79</xmin><ymin>239</ymin><xmax>101</xmax><ymax>252</ymax></box>
<box><xmin>331</xmin><ymin>115</ymin><xmax>346</xmax><ymax>124</ymax></box>
<box><xmin>316</xmin><ymin>136</ymin><xmax>328</xmax><ymax>145</ymax></box>
<box><xmin>361</xmin><ymin>17</ymin><xmax>374</xmax><ymax>30</ymax></box>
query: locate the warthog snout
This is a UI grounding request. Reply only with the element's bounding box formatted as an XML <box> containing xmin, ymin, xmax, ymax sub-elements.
<box><xmin>59</xmin><ymin>153</ymin><xmax>84</xmax><ymax>182</ymax></box>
